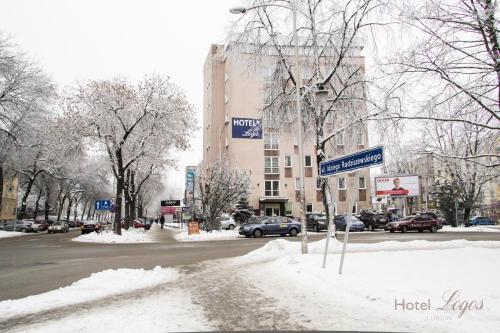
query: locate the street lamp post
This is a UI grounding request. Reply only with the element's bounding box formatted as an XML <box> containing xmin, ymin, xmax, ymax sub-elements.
<box><xmin>230</xmin><ymin>1</ymin><xmax>308</xmax><ymax>254</ymax></box>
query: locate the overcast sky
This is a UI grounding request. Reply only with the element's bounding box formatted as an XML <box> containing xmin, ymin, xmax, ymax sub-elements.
<box><xmin>0</xmin><ymin>0</ymin><xmax>245</xmax><ymax>198</ymax></box>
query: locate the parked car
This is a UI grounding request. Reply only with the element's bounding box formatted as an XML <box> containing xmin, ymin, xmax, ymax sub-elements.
<box><xmin>81</xmin><ymin>221</ymin><xmax>101</xmax><ymax>234</ymax></box>
<box><xmin>0</xmin><ymin>221</ymin><xmax>6</xmax><ymax>230</ymax></box>
<box><xmin>239</xmin><ymin>216</ymin><xmax>301</xmax><ymax>238</ymax></box>
<box><xmin>358</xmin><ymin>210</ymin><xmax>388</xmax><ymax>231</ymax></box>
<box><xmin>469</xmin><ymin>216</ymin><xmax>496</xmax><ymax>226</ymax></box>
<box><xmin>219</xmin><ymin>215</ymin><xmax>236</xmax><ymax>230</ymax></box>
<box><xmin>417</xmin><ymin>211</ymin><xmax>447</xmax><ymax>225</ymax></box>
<box><xmin>334</xmin><ymin>215</ymin><xmax>365</xmax><ymax>232</ymax></box>
<box><xmin>144</xmin><ymin>219</ymin><xmax>152</xmax><ymax>230</ymax></box>
<box><xmin>61</xmin><ymin>219</ymin><xmax>77</xmax><ymax>228</ymax></box>
<box><xmin>306</xmin><ymin>213</ymin><xmax>328</xmax><ymax>232</ymax></box>
<box><xmin>133</xmin><ymin>219</ymin><xmax>145</xmax><ymax>229</ymax></box>
<box><xmin>2</xmin><ymin>220</ymin><xmax>36</xmax><ymax>233</ymax></box>
<box><xmin>384</xmin><ymin>215</ymin><xmax>442</xmax><ymax>233</ymax></box>
<box><xmin>48</xmin><ymin>221</ymin><xmax>69</xmax><ymax>233</ymax></box>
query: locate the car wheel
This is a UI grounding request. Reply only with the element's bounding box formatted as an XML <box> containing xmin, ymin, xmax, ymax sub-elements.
<box><xmin>368</xmin><ymin>224</ymin><xmax>375</xmax><ymax>232</ymax></box>
<box><xmin>280</xmin><ymin>234</ymin><xmax>286</xmax><ymax>237</ymax></box>
<box><xmin>229</xmin><ymin>224</ymin><xmax>235</xmax><ymax>230</ymax></box>
<box><xmin>418</xmin><ymin>229</ymin><xmax>423</xmax><ymax>233</ymax></box>
<box><xmin>244</xmin><ymin>235</ymin><xmax>251</xmax><ymax>238</ymax></box>
<box><xmin>430</xmin><ymin>225</ymin><xmax>438</xmax><ymax>233</ymax></box>
<box><xmin>313</xmin><ymin>224</ymin><xmax>319</xmax><ymax>232</ymax></box>
<box><xmin>253</xmin><ymin>229</ymin><xmax>263</xmax><ymax>238</ymax></box>
<box><xmin>389</xmin><ymin>230</ymin><xmax>395</xmax><ymax>233</ymax></box>
<box><xmin>401</xmin><ymin>226</ymin><xmax>408</xmax><ymax>233</ymax></box>
<box><xmin>20</xmin><ymin>228</ymin><xmax>27</xmax><ymax>233</ymax></box>
<box><xmin>289</xmin><ymin>228</ymin><xmax>298</xmax><ymax>237</ymax></box>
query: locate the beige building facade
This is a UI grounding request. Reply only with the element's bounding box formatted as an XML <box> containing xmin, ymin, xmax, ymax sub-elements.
<box><xmin>202</xmin><ymin>43</ymin><xmax>372</xmax><ymax>219</ymax></box>
<box><xmin>1</xmin><ymin>176</ymin><xmax>18</xmax><ymax>221</ymax></box>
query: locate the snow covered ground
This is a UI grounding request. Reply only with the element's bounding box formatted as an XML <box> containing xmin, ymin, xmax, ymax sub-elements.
<box><xmin>174</xmin><ymin>229</ymin><xmax>241</xmax><ymax>242</ymax></box>
<box><xmin>235</xmin><ymin>238</ymin><xmax>500</xmax><ymax>333</ymax></box>
<box><xmin>0</xmin><ymin>230</ymin><xmax>27</xmax><ymax>239</ymax></box>
<box><xmin>72</xmin><ymin>228</ymin><xmax>155</xmax><ymax>243</ymax></box>
<box><xmin>0</xmin><ymin>266</ymin><xmax>178</xmax><ymax>320</ymax></box>
<box><xmin>443</xmin><ymin>225</ymin><xmax>500</xmax><ymax>232</ymax></box>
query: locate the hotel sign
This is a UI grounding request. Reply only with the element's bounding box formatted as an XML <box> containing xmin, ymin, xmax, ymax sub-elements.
<box><xmin>231</xmin><ymin>117</ymin><xmax>262</xmax><ymax>139</ymax></box>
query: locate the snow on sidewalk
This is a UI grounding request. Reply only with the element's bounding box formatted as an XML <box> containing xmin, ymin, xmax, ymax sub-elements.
<box><xmin>72</xmin><ymin>227</ymin><xmax>155</xmax><ymax>243</ymax></box>
<box><xmin>0</xmin><ymin>266</ymin><xmax>178</xmax><ymax>320</ymax></box>
<box><xmin>0</xmin><ymin>230</ymin><xmax>27</xmax><ymax>239</ymax></box>
<box><xmin>443</xmin><ymin>225</ymin><xmax>500</xmax><ymax>232</ymax></box>
<box><xmin>174</xmin><ymin>229</ymin><xmax>241</xmax><ymax>242</ymax></box>
<box><xmin>235</xmin><ymin>238</ymin><xmax>500</xmax><ymax>333</ymax></box>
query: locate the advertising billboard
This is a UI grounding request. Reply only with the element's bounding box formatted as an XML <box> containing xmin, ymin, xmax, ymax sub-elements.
<box><xmin>375</xmin><ymin>176</ymin><xmax>420</xmax><ymax>197</ymax></box>
<box><xmin>185</xmin><ymin>166</ymin><xmax>196</xmax><ymax>195</ymax></box>
<box><xmin>231</xmin><ymin>117</ymin><xmax>262</xmax><ymax>139</ymax></box>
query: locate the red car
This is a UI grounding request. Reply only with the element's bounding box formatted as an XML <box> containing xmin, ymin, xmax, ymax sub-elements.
<box><xmin>133</xmin><ymin>219</ymin><xmax>145</xmax><ymax>228</ymax></box>
<box><xmin>384</xmin><ymin>215</ymin><xmax>442</xmax><ymax>233</ymax></box>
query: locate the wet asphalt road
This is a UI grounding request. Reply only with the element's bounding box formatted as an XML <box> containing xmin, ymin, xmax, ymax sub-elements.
<box><xmin>1</xmin><ymin>228</ymin><xmax>499</xmax><ymax>301</ymax></box>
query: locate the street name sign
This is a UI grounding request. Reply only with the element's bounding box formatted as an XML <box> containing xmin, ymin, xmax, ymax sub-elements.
<box><xmin>320</xmin><ymin>145</ymin><xmax>384</xmax><ymax>177</ymax></box>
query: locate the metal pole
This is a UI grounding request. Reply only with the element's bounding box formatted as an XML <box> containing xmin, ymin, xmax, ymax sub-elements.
<box><xmin>339</xmin><ymin>173</ymin><xmax>358</xmax><ymax>275</ymax></box>
<box><xmin>293</xmin><ymin>0</ymin><xmax>307</xmax><ymax>254</ymax></box>
<box><xmin>322</xmin><ymin>181</ymin><xmax>336</xmax><ymax>268</ymax></box>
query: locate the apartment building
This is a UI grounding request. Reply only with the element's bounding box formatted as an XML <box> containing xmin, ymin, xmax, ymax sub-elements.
<box><xmin>201</xmin><ymin>42</ymin><xmax>372</xmax><ymax>219</ymax></box>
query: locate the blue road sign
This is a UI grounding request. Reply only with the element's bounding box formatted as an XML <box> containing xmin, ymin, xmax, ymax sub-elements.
<box><xmin>320</xmin><ymin>146</ymin><xmax>384</xmax><ymax>177</ymax></box>
<box><xmin>95</xmin><ymin>200</ymin><xmax>111</xmax><ymax>211</ymax></box>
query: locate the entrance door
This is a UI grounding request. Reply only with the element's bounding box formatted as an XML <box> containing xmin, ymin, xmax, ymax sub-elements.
<box><xmin>265</xmin><ymin>204</ymin><xmax>280</xmax><ymax>217</ymax></box>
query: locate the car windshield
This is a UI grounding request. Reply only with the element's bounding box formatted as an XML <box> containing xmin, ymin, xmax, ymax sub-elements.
<box><xmin>54</xmin><ymin>222</ymin><xmax>63</xmax><ymax>225</ymax></box>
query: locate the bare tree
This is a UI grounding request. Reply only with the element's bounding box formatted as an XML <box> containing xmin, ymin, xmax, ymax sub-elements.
<box><xmin>194</xmin><ymin>158</ymin><xmax>250</xmax><ymax>232</ymax></box>
<box><xmin>68</xmin><ymin>75</ymin><xmax>196</xmax><ymax>234</ymax></box>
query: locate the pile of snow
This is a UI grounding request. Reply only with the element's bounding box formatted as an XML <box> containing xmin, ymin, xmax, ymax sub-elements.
<box><xmin>0</xmin><ymin>230</ymin><xmax>27</xmax><ymax>239</ymax></box>
<box><xmin>174</xmin><ymin>229</ymin><xmax>241</xmax><ymax>242</ymax></box>
<box><xmin>443</xmin><ymin>225</ymin><xmax>500</xmax><ymax>232</ymax></box>
<box><xmin>0</xmin><ymin>266</ymin><xmax>178</xmax><ymax>320</ymax></box>
<box><xmin>236</xmin><ymin>238</ymin><xmax>500</xmax><ymax>333</ymax></box>
<box><xmin>72</xmin><ymin>228</ymin><xmax>155</xmax><ymax>243</ymax></box>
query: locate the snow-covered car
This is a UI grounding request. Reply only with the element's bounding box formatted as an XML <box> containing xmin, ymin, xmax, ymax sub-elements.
<box><xmin>219</xmin><ymin>215</ymin><xmax>236</xmax><ymax>230</ymax></box>
<box><xmin>48</xmin><ymin>221</ymin><xmax>69</xmax><ymax>233</ymax></box>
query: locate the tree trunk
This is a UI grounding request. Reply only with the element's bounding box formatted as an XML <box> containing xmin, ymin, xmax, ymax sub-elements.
<box><xmin>66</xmin><ymin>197</ymin><xmax>73</xmax><ymax>221</ymax></box>
<box><xmin>81</xmin><ymin>199</ymin><xmax>88</xmax><ymax>221</ymax></box>
<box><xmin>33</xmin><ymin>187</ymin><xmax>43</xmax><ymax>220</ymax></box>
<box><xmin>87</xmin><ymin>202</ymin><xmax>92</xmax><ymax>220</ymax></box>
<box><xmin>0</xmin><ymin>164</ymin><xmax>4</xmax><ymax>218</ymax></box>
<box><xmin>19</xmin><ymin>177</ymin><xmax>35</xmax><ymax>220</ymax></box>
<box><xmin>114</xmin><ymin>172</ymin><xmax>124</xmax><ymax>235</ymax></box>
<box><xmin>44</xmin><ymin>182</ymin><xmax>51</xmax><ymax>221</ymax></box>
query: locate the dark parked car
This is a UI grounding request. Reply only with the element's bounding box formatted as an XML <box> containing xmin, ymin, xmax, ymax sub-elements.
<box><xmin>334</xmin><ymin>215</ymin><xmax>365</xmax><ymax>232</ymax></box>
<box><xmin>358</xmin><ymin>211</ymin><xmax>388</xmax><ymax>231</ymax></box>
<box><xmin>81</xmin><ymin>221</ymin><xmax>101</xmax><ymax>234</ymax></box>
<box><xmin>48</xmin><ymin>221</ymin><xmax>69</xmax><ymax>233</ymax></box>
<box><xmin>306</xmin><ymin>213</ymin><xmax>328</xmax><ymax>232</ymax></box>
<box><xmin>144</xmin><ymin>219</ymin><xmax>152</xmax><ymax>230</ymax></box>
<box><xmin>239</xmin><ymin>216</ymin><xmax>301</xmax><ymax>238</ymax></box>
<box><xmin>2</xmin><ymin>220</ymin><xmax>36</xmax><ymax>232</ymax></box>
<box><xmin>385</xmin><ymin>215</ymin><xmax>442</xmax><ymax>233</ymax></box>
<box><xmin>469</xmin><ymin>216</ymin><xmax>496</xmax><ymax>226</ymax></box>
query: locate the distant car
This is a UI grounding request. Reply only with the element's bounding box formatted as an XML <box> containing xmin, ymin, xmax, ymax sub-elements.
<box><xmin>48</xmin><ymin>221</ymin><xmax>69</xmax><ymax>233</ymax></box>
<box><xmin>385</xmin><ymin>215</ymin><xmax>442</xmax><ymax>233</ymax></box>
<box><xmin>239</xmin><ymin>216</ymin><xmax>301</xmax><ymax>238</ymax></box>
<box><xmin>219</xmin><ymin>215</ymin><xmax>236</xmax><ymax>230</ymax></box>
<box><xmin>81</xmin><ymin>221</ymin><xmax>101</xmax><ymax>234</ymax></box>
<box><xmin>61</xmin><ymin>219</ymin><xmax>77</xmax><ymax>228</ymax></box>
<box><xmin>358</xmin><ymin>211</ymin><xmax>388</xmax><ymax>231</ymax></box>
<box><xmin>334</xmin><ymin>215</ymin><xmax>365</xmax><ymax>232</ymax></box>
<box><xmin>306</xmin><ymin>213</ymin><xmax>328</xmax><ymax>232</ymax></box>
<box><xmin>2</xmin><ymin>220</ymin><xmax>36</xmax><ymax>233</ymax></box>
<box><xmin>133</xmin><ymin>219</ymin><xmax>145</xmax><ymax>229</ymax></box>
<box><xmin>469</xmin><ymin>216</ymin><xmax>496</xmax><ymax>226</ymax></box>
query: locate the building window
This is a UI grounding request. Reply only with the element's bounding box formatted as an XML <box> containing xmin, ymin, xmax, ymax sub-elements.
<box><xmin>338</xmin><ymin>177</ymin><xmax>346</xmax><ymax>190</ymax></box>
<box><xmin>358</xmin><ymin>176</ymin><xmax>366</xmax><ymax>189</ymax></box>
<box><xmin>304</xmin><ymin>155</ymin><xmax>312</xmax><ymax>167</ymax></box>
<box><xmin>285</xmin><ymin>202</ymin><xmax>293</xmax><ymax>216</ymax></box>
<box><xmin>264</xmin><ymin>133</ymin><xmax>279</xmax><ymax>150</ymax></box>
<box><xmin>359</xmin><ymin>189</ymin><xmax>367</xmax><ymax>201</ymax></box>
<box><xmin>306</xmin><ymin>203</ymin><xmax>313</xmax><ymax>213</ymax></box>
<box><xmin>337</xmin><ymin>132</ymin><xmax>344</xmax><ymax>146</ymax></box>
<box><xmin>264</xmin><ymin>157</ymin><xmax>279</xmax><ymax>174</ymax></box>
<box><xmin>295</xmin><ymin>177</ymin><xmax>301</xmax><ymax>190</ymax></box>
<box><xmin>356</xmin><ymin>126</ymin><xmax>364</xmax><ymax>145</ymax></box>
<box><xmin>284</xmin><ymin>155</ymin><xmax>292</xmax><ymax>167</ymax></box>
<box><xmin>265</xmin><ymin>180</ymin><xmax>279</xmax><ymax>196</ymax></box>
<box><xmin>316</xmin><ymin>178</ymin><xmax>322</xmax><ymax>190</ymax></box>
<box><xmin>339</xmin><ymin>190</ymin><xmax>347</xmax><ymax>202</ymax></box>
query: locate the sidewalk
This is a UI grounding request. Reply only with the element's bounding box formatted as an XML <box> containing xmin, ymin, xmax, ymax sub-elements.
<box><xmin>148</xmin><ymin>223</ymin><xmax>178</xmax><ymax>243</ymax></box>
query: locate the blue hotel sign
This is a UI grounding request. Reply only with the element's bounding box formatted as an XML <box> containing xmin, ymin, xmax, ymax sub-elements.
<box><xmin>320</xmin><ymin>145</ymin><xmax>384</xmax><ymax>177</ymax></box>
<box><xmin>232</xmin><ymin>117</ymin><xmax>262</xmax><ymax>139</ymax></box>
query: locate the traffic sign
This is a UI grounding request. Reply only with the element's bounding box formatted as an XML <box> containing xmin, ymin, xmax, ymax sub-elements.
<box><xmin>95</xmin><ymin>200</ymin><xmax>111</xmax><ymax>211</ymax></box>
<box><xmin>182</xmin><ymin>206</ymin><xmax>190</xmax><ymax>212</ymax></box>
<box><xmin>320</xmin><ymin>145</ymin><xmax>384</xmax><ymax>177</ymax></box>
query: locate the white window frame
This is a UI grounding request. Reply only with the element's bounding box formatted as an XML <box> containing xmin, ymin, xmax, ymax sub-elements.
<box><xmin>264</xmin><ymin>156</ymin><xmax>279</xmax><ymax>174</ymax></box>
<box><xmin>316</xmin><ymin>178</ymin><xmax>322</xmax><ymax>190</ymax></box>
<box><xmin>338</xmin><ymin>177</ymin><xmax>346</xmax><ymax>190</ymax></box>
<box><xmin>358</xmin><ymin>176</ymin><xmax>366</xmax><ymax>189</ymax></box>
<box><xmin>265</xmin><ymin>180</ymin><xmax>279</xmax><ymax>197</ymax></box>
<box><xmin>337</xmin><ymin>132</ymin><xmax>344</xmax><ymax>146</ymax></box>
<box><xmin>264</xmin><ymin>133</ymin><xmax>279</xmax><ymax>150</ymax></box>
<box><xmin>295</xmin><ymin>177</ymin><xmax>301</xmax><ymax>190</ymax></box>
<box><xmin>284</xmin><ymin>155</ymin><xmax>292</xmax><ymax>168</ymax></box>
<box><xmin>356</xmin><ymin>126</ymin><xmax>364</xmax><ymax>146</ymax></box>
<box><xmin>304</xmin><ymin>155</ymin><xmax>312</xmax><ymax>167</ymax></box>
